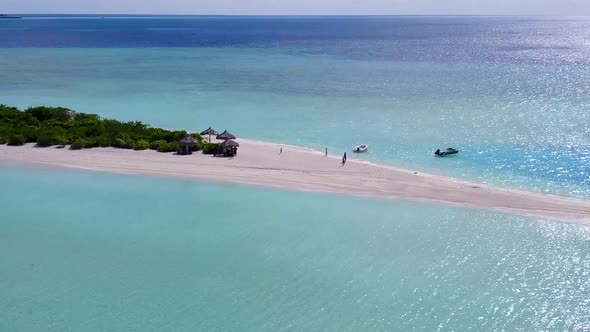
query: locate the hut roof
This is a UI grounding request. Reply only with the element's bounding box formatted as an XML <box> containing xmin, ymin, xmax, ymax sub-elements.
<box><xmin>221</xmin><ymin>139</ymin><xmax>240</xmax><ymax>148</ymax></box>
<box><xmin>178</xmin><ymin>136</ymin><xmax>197</xmax><ymax>145</ymax></box>
<box><xmin>200</xmin><ymin>127</ymin><xmax>218</xmax><ymax>136</ymax></box>
<box><xmin>216</xmin><ymin>130</ymin><xmax>236</xmax><ymax>140</ymax></box>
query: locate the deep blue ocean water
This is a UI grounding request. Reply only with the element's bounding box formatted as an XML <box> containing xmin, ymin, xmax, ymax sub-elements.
<box><xmin>1</xmin><ymin>16</ymin><xmax>590</xmax><ymax>331</ymax></box>
<box><xmin>3</xmin><ymin>15</ymin><xmax>590</xmax><ymax>67</ymax></box>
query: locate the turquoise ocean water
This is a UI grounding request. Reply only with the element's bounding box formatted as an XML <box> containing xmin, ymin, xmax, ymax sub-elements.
<box><xmin>1</xmin><ymin>16</ymin><xmax>590</xmax><ymax>330</ymax></box>
<box><xmin>1</xmin><ymin>46</ymin><xmax>589</xmax><ymax>196</ymax></box>
<box><xmin>1</xmin><ymin>16</ymin><xmax>590</xmax><ymax>196</ymax></box>
<box><xmin>1</xmin><ymin>166</ymin><xmax>589</xmax><ymax>331</ymax></box>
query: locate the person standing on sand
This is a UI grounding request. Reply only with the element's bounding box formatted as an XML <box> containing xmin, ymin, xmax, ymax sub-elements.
<box><xmin>325</xmin><ymin>148</ymin><xmax>328</xmax><ymax>157</ymax></box>
<box><xmin>344</xmin><ymin>152</ymin><xmax>347</xmax><ymax>162</ymax></box>
<box><xmin>280</xmin><ymin>147</ymin><xmax>283</xmax><ymax>155</ymax></box>
<box><xmin>342</xmin><ymin>152</ymin><xmax>347</xmax><ymax>165</ymax></box>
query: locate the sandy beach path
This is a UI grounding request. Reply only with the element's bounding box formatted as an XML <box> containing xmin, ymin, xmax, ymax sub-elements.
<box><xmin>1</xmin><ymin>140</ymin><xmax>589</xmax><ymax>224</ymax></box>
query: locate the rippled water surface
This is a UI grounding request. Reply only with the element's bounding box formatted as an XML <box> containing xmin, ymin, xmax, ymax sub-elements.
<box><xmin>1</xmin><ymin>18</ymin><xmax>589</xmax><ymax>330</ymax></box>
<box><xmin>1</xmin><ymin>16</ymin><xmax>589</xmax><ymax>196</ymax></box>
<box><xmin>1</xmin><ymin>166</ymin><xmax>589</xmax><ymax>331</ymax></box>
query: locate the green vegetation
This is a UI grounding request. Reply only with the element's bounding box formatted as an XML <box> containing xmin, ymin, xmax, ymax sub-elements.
<box><xmin>157</xmin><ymin>141</ymin><xmax>179</xmax><ymax>153</ymax></box>
<box><xmin>0</xmin><ymin>104</ymin><xmax>203</xmax><ymax>152</ymax></box>
<box><xmin>70</xmin><ymin>139</ymin><xmax>87</xmax><ymax>150</ymax></box>
<box><xmin>7</xmin><ymin>134</ymin><xmax>26</xmax><ymax>146</ymax></box>
<box><xmin>149</xmin><ymin>140</ymin><xmax>166</xmax><ymax>150</ymax></box>
<box><xmin>133</xmin><ymin>140</ymin><xmax>149</xmax><ymax>151</ymax></box>
<box><xmin>201</xmin><ymin>142</ymin><xmax>220</xmax><ymax>155</ymax></box>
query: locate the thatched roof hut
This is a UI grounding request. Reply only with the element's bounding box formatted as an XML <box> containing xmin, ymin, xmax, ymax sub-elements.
<box><xmin>179</xmin><ymin>136</ymin><xmax>197</xmax><ymax>145</ymax></box>
<box><xmin>221</xmin><ymin>139</ymin><xmax>239</xmax><ymax>148</ymax></box>
<box><xmin>200</xmin><ymin>127</ymin><xmax>219</xmax><ymax>143</ymax></box>
<box><xmin>216</xmin><ymin>130</ymin><xmax>236</xmax><ymax>140</ymax></box>
<box><xmin>200</xmin><ymin>127</ymin><xmax>218</xmax><ymax>136</ymax></box>
<box><xmin>221</xmin><ymin>139</ymin><xmax>239</xmax><ymax>156</ymax></box>
<box><xmin>178</xmin><ymin>136</ymin><xmax>197</xmax><ymax>155</ymax></box>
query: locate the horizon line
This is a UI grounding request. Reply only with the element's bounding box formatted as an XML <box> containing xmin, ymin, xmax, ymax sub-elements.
<box><xmin>7</xmin><ymin>13</ymin><xmax>590</xmax><ymax>17</ymax></box>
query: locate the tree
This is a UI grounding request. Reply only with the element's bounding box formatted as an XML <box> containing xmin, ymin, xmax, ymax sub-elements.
<box><xmin>0</xmin><ymin>106</ymin><xmax>40</xmax><ymax>127</ymax></box>
<box><xmin>0</xmin><ymin>104</ymin><xmax>209</xmax><ymax>153</ymax></box>
<box><xmin>25</xmin><ymin>106</ymin><xmax>73</xmax><ymax>122</ymax></box>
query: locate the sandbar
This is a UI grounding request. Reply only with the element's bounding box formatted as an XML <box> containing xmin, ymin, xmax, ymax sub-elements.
<box><xmin>1</xmin><ymin>140</ymin><xmax>589</xmax><ymax>224</ymax></box>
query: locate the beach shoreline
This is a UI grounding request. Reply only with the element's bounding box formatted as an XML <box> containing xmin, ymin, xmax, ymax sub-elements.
<box><xmin>1</xmin><ymin>140</ymin><xmax>589</xmax><ymax>224</ymax></box>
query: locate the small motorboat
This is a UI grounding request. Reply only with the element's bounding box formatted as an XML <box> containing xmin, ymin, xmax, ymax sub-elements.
<box><xmin>353</xmin><ymin>144</ymin><xmax>369</xmax><ymax>153</ymax></box>
<box><xmin>434</xmin><ymin>148</ymin><xmax>459</xmax><ymax>157</ymax></box>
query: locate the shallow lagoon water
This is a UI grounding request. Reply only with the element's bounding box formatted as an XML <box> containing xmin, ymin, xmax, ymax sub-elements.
<box><xmin>1</xmin><ymin>166</ymin><xmax>590</xmax><ymax>331</ymax></box>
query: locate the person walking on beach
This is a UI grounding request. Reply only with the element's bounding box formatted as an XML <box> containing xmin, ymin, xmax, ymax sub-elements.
<box><xmin>325</xmin><ymin>148</ymin><xmax>328</xmax><ymax>157</ymax></box>
<box><xmin>280</xmin><ymin>147</ymin><xmax>283</xmax><ymax>155</ymax></box>
<box><xmin>342</xmin><ymin>152</ymin><xmax>347</xmax><ymax>165</ymax></box>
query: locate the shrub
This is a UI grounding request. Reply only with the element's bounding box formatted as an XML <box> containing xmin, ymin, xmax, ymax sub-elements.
<box><xmin>70</xmin><ymin>139</ymin><xmax>87</xmax><ymax>150</ymax></box>
<box><xmin>190</xmin><ymin>133</ymin><xmax>203</xmax><ymax>143</ymax></box>
<box><xmin>190</xmin><ymin>137</ymin><xmax>202</xmax><ymax>152</ymax></box>
<box><xmin>113</xmin><ymin>137</ymin><xmax>126</xmax><ymax>148</ymax></box>
<box><xmin>0</xmin><ymin>137</ymin><xmax>7</xmax><ymax>144</ymax></box>
<box><xmin>112</xmin><ymin>137</ymin><xmax>134</xmax><ymax>149</ymax></box>
<box><xmin>84</xmin><ymin>139</ymin><xmax>99</xmax><ymax>148</ymax></box>
<box><xmin>94</xmin><ymin>136</ymin><xmax>111</xmax><ymax>147</ymax></box>
<box><xmin>7</xmin><ymin>134</ymin><xmax>26</xmax><ymax>146</ymax></box>
<box><xmin>123</xmin><ymin>139</ymin><xmax>136</xmax><ymax>149</ymax></box>
<box><xmin>133</xmin><ymin>140</ymin><xmax>149</xmax><ymax>150</ymax></box>
<box><xmin>55</xmin><ymin>135</ymin><xmax>69</xmax><ymax>145</ymax></box>
<box><xmin>149</xmin><ymin>140</ymin><xmax>164</xmax><ymax>150</ymax></box>
<box><xmin>22</xmin><ymin>128</ymin><xmax>38</xmax><ymax>143</ymax></box>
<box><xmin>36</xmin><ymin>134</ymin><xmax>57</xmax><ymax>147</ymax></box>
<box><xmin>157</xmin><ymin>141</ymin><xmax>179</xmax><ymax>153</ymax></box>
<box><xmin>172</xmin><ymin>130</ymin><xmax>188</xmax><ymax>141</ymax></box>
<box><xmin>168</xmin><ymin>142</ymin><xmax>179</xmax><ymax>152</ymax></box>
<box><xmin>201</xmin><ymin>143</ymin><xmax>219</xmax><ymax>155</ymax></box>
<box><xmin>157</xmin><ymin>141</ymin><xmax>168</xmax><ymax>152</ymax></box>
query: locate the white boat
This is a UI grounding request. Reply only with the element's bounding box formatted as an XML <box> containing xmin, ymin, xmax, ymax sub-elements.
<box><xmin>353</xmin><ymin>144</ymin><xmax>368</xmax><ymax>153</ymax></box>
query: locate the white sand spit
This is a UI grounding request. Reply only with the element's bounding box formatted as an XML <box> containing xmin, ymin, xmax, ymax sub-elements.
<box><xmin>1</xmin><ymin>140</ymin><xmax>589</xmax><ymax>224</ymax></box>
